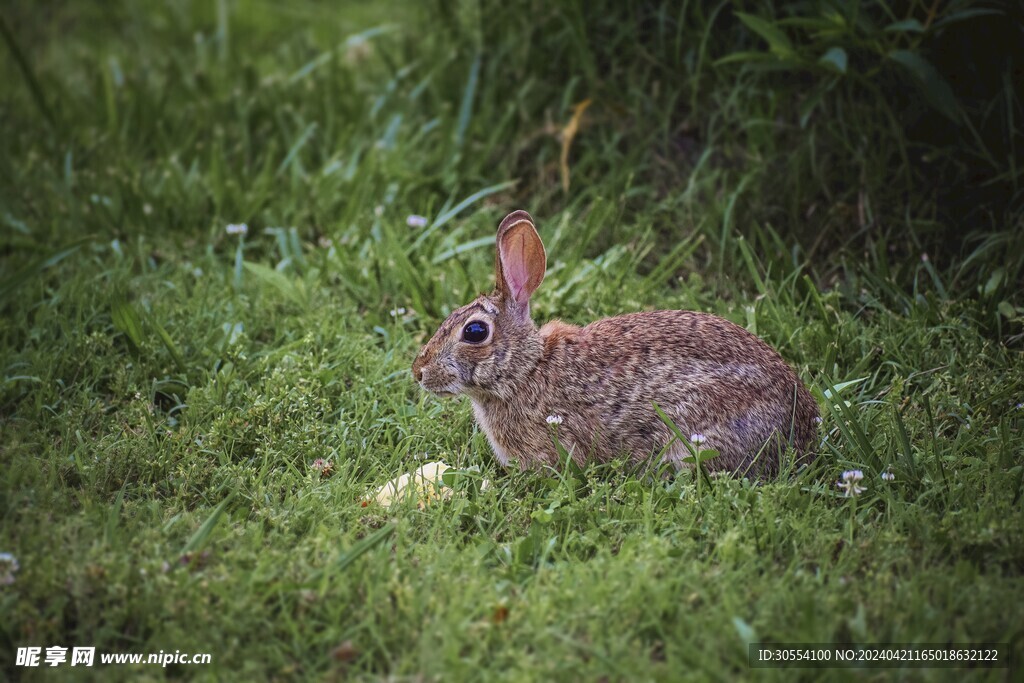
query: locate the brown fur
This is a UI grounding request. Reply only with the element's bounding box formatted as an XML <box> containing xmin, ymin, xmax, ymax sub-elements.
<box><xmin>412</xmin><ymin>211</ymin><xmax>819</xmax><ymax>476</ymax></box>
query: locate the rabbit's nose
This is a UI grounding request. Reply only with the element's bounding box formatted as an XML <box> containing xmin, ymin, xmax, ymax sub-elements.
<box><xmin>414</xmin><ymin>367</ymin><xmax>423</xmax><ymax>382</ymax></box>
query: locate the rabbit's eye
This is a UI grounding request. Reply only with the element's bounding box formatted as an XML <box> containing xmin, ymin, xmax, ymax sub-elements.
<box><xmin>462</xmin><ymin>321</ymin><xmax>489</xmax><ymax>343</ymax></box>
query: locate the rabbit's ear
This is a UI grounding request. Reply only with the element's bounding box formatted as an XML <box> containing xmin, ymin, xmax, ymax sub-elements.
<box><xmin>495</xmin><ymin>211</ymin><xmax>546</xmax><ymax>310</ymax></box>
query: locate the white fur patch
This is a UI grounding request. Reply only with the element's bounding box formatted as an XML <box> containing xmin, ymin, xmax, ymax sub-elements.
<box><xmin>471</xmin><ymin>399</ymin><xmax>511</xmax><ymax>466</ymax></box>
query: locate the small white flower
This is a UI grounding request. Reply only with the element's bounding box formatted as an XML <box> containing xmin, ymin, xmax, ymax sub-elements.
<box><xmin>0</xmin><ymin>552</ymin><xmax>19</xmax><ymax>585</ymax></box>
<box><xmin>374</xmin><ymin>205</ymin><xmax>384</xmax><ymax>217</ymax></box>
<box><xmin>406</xmin><ymin>214</ymin><xmax>428</xmax><ymax>228</ymax></box>
<box><xmin>881</xmin><ymin>471</ymin><xmax>895</xmax><ymax>482</ymax></box>
<box><xmin>317</xmin><ymin>236</ymin><xmax>334</xmax><ymax>249</ymax></box>
<box><xmin>689</xmin><ymin>433</ymin><xmax>707</xmax><ymax>445</ymax></box>
<box><xmin>142</xmin><ymin>203</ymin><xmax>153</xmax><ymax>215</ymax></box>
<box><xmin>813</xmin><ymin>416</ymin><xmax>823</xmax><ymax>424</ymax></box>
<box><xmin>389</xmin><ymin>307</ymin><xmax>407</xmax><ymax>317</ymax></box>
<box><xmin>546</xmin><ymin>415</ymin><xmax>563</xmax><ymax>425</ymax></box>
<box><xmin>226</xmin><ymin>223</ymin><xmax>248</xmax><ymax>236</ymax></box>
<box><xmin>836</xmin><ymin>469</ymin><xmax>866</xmax><ymax>497</ymax></box>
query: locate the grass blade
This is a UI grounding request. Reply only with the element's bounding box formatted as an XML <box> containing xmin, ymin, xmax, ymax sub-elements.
<box><xmin>455</xmin><ymin>53</ymin><xmax>481</xmax><ymax>148</ymax></box>
<box><xmin>819</xmin><ymin>378</ymin><xmax>881</xmax><ymax>472</ymax></box>
<box><xmin>0</xmin><ymin>13</ymin><xmax>56</xmax><ymax>127</ymax></box>
<box><xmin>146</xmin><ymin>312</ymin><xmax>187</xmax><ymax>373</ymax></box>
<box><xmin>892</xmin><ymin>406</ymin><xmax>917</xmax><ymax>480</ymax></box>
<box><xmin>111</xmin><ymin>297</ymin><xmax>145</xmax><ymax>349</ymax></box>
<box><xmin>312</xmin><ymin>522</ymin><xmax>397</xmax><ymax>594</ymax></box>
<box><xmin>0</xmin><ymin>238</ymin><xmax>90</xmax><ymax>301</ymax></box>
<box><xmin>408</xmin><ymin>180</ymin><xmax>517</xmax><ymax>253</ymax></box>
<box><xmin>180</xmin><ymin>495</ymin><xmax>233</xmax><ymax>555</ymax></box>
<box><xmin>104</xmin><ymin>486</ymin><xmax>127</xmax><ymax>546</ymax></box>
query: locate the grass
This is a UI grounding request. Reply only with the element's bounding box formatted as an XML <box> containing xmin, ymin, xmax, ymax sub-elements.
<box><xmin>1</xmin><ymin>0</ymin><xmax>1023</xmax><ymax>680</ymax></box>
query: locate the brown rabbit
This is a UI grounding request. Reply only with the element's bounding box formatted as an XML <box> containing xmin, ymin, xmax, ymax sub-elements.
<box><xmin>412</xmin><ymin>210</ymin><xmax>819</xmax><ymax>476</ymax></box>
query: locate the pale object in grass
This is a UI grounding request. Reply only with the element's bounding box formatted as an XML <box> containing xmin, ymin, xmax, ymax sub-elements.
<box><xmin>0</xmin><ymin>551</ymin><xmax>18</xmax><ymax>585</ymax></box>
<box><xmin>372</xmin><ymin>461</ymin><xmax>491</xmax><ymax>508</ymax></box>
<box><xmin>372</xmin><ymin>461</ymin><xmax>451</xmax><ymax>508</ymax></box>
<box><xmin>837</xmin><ymin>469</ymin><xmax>866</xmax><ymax>497</ymax></box>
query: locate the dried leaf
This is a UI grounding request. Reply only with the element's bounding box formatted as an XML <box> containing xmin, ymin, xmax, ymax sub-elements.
<box><xmin>331</xmin><ymin>640</ymin><xmax>359</xmax><ymax>663</ymax></box>
<box><xmin>560</xmin><ymin>99</ymin><xmax>592</xmax><ymax>194</ymax></box>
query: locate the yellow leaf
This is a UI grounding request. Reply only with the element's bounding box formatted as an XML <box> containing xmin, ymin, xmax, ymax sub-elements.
<box><xmin>560</xmin><ymin>99</ymin><xmax>592</xmax><ymax>194</ymax></box>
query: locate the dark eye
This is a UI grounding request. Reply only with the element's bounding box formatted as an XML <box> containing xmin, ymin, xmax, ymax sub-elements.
<box><xmin>462</xmin><ymin>321</ymin><xmax>489</xmax><ymax>343</ymax></box>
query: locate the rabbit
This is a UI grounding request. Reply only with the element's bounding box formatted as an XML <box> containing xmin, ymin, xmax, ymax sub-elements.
<box><xmin>412</xmin><ymin>210</ymin><xmax>819</xmax><ymax>477</ymax></box>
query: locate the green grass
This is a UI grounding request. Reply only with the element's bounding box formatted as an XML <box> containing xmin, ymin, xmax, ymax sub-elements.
<box><xmin>1</xmin><ymin>0</ymin><xmax>1023</xmax><ymax>680</ymax></box>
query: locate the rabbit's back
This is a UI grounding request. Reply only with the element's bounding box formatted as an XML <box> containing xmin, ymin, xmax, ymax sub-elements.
<box><xmin>476</xmin><ymin>310</ymin><xmax>818</xmax><ymax>475</ymax></box>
